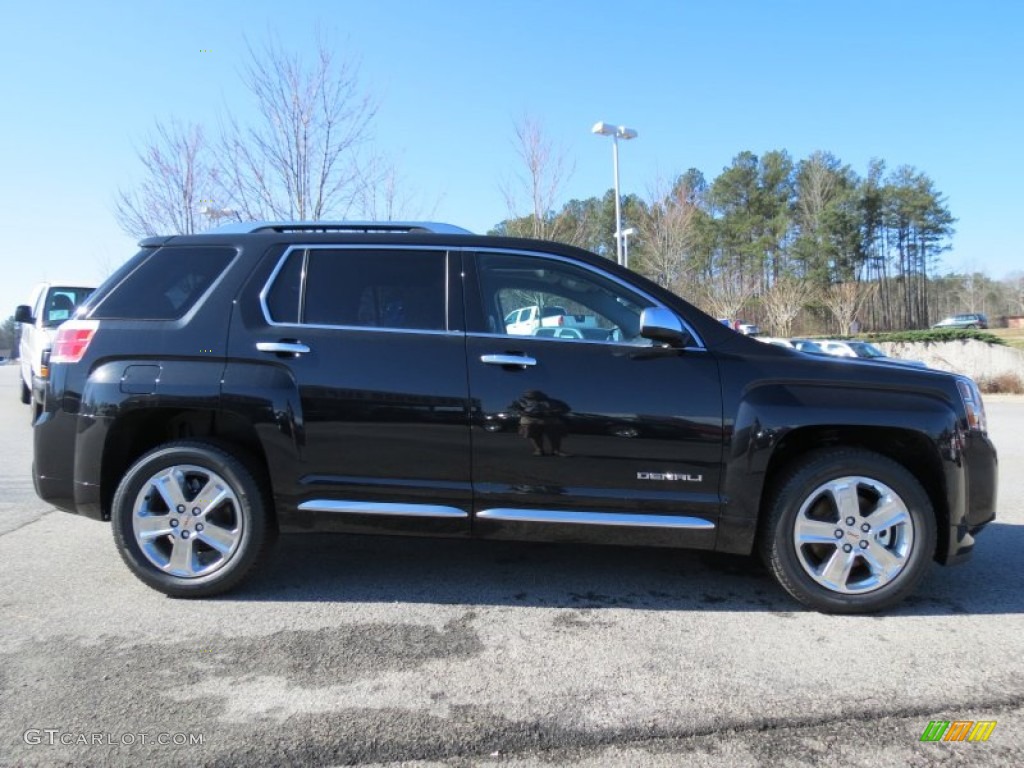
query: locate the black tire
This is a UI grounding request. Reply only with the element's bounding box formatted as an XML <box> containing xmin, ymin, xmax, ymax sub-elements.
<box><xmin>111</xmin><ymin>440</ymin><xmax>273</xmax><ymax>598</ymax></box>
<box><xmin>759</xmin><ymin>448</ymin><xmax>936</xmax><ymax>614</ymax></box>
<box><xmin>20</xmin><ymin>380</ymin><xmax>30</xmax><ymax>405</ymax></box>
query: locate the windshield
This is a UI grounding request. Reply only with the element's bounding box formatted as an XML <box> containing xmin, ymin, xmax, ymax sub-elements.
<box><xmin>41</xmin><ymin>286</ymin><xmax>94</xmax><ymax>328</ymax></box>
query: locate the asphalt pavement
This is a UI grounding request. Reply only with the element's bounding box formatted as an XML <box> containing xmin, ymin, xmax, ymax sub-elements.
<box><xmin>0</xmin><ymin>364</ymin><xmax>1021</xmax><ymax>767</ymax></box>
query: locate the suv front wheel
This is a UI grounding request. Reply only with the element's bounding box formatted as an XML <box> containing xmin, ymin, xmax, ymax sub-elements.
<box><xmin>760</xmin><ymin>448</ymin><xmax>936</xmax><ymax>614</ymax></box>
<box><xmin>111</xmin><ymin>441</ymin><xmax>273</xmax><ymax>597</ymax></box>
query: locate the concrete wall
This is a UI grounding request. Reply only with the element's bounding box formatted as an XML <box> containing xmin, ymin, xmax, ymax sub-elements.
<box><xmin>877</xmin><ymin>339</ymin><xmax>1024</xmax><ymax>382</ymax></box>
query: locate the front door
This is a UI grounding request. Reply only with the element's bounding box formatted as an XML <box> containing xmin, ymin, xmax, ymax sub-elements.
<box><xmin>464</xmin><ymin>249</ymin><xmax>724</xmax><ymax>549</ymax></box>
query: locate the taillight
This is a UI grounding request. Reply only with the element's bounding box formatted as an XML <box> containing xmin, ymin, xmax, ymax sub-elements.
<box><xmin>51</xmin><ymin>320</ymin><xmax>99</xmax><ymax>364</ymax></box>
<box><xmin>957</xmin><ymin>378</ymin><xmax>987</xmax><ymax>433</ymax></box>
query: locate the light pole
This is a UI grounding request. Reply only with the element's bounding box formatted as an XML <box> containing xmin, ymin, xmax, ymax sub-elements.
<box><xmin>592</xmin><ymin>121</ymin><xmax>638</xmax><ymax>266</ymax></box>
<box><xmin>199</xmin><ymin>206</ymin><xmax>240</xmax><ymax>227</ymax></box>
<box><xmin>616</xmin><ymin>226</ymin><xmax>637</xmax><ymax>269</ymax></box>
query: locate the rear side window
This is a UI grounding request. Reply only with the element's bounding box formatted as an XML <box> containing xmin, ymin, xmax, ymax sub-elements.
<box><xmin>91</xmin><ymin>246</ymin><xmax>236</xmax><ymax>320</ymax></box>
<box><xmin>265</xmin><ymin>248</ymin><xmax>446</xmax><ymax>331</ymax></box>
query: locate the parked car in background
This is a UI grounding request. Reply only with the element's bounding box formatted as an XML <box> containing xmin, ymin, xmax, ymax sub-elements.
<box><xmin>717</xmin><ymin>319</ymin><xmax>760</xmax><ymax>336</ymax></box>
<box><xmin>15</xmin><ymin>283</ymin><xmax>95</xmax><ymax>419</ymax></box>
<box><xmin>788</xmin><ymin>338</ymin><xmax>828</xmax><ymax>355</ymax></box>
<box><xmin>755</xmin><ymin>336</ymin><xmax>793</xmax><ymax>348</ymax></box>
<box><xmin>534</xmin><ymin>326</ymin><xmax>619</xmax><ymax>341</ymax></box>
<box><xmin>505</xmin><ymin>304</ymin><xmax>600</xmax><ymax>335</ymax></box>
<box><xmin>931</xmin><ymin>312</ymin><xmax>988</xmax><ymax>330</ymax></box>
<box><xmin>818</xmin><ymin>339</ymin><xmax>927</xmax><ymax>368</ymax></box>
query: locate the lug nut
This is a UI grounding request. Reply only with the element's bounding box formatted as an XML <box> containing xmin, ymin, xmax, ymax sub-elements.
<box><xmin>192</xmin><ymin>508</ymin><xmax>201</xmax><ymax>516</ymax></box>
<box><xmin>859</xmin><ymin>541</ymin><xmax>869</xmax><ymax>549</ymax></box>
<box><xmin>834</xmin><ymin>530</ymin><xmax>844</xmax><ymax>539</ymax></box>
<box><xmin>176</xmin><ymin>505</ymin><xmax>185</xmax><ymax>514</ymax></box>
<box><xmin>845</xmin><ymin>517</ymin><xmax>856</xmax><ymax>526</ymax></box>
<box><xmin>196</xmin><ymin>523</ymin><xmax>204</xmax><ymax>532</ymax></box>
<box><xmin>181</xmin><ymin>530</ymin><xmax>190</xmax><ymax>539</ymax></box>
<box><xmin>169</xmin><ymin>519</ymin><xmax>179</xmax><ymax>528</ymax></box>
<box><xmin>842</xmin><ymin>543</ymin><xmax>853</xmax><ymax>553</ymax></box>
<box><xmin>861</xmin><ymin>523</ymin><xmax>870</xmax><ymax>532</ymax></box>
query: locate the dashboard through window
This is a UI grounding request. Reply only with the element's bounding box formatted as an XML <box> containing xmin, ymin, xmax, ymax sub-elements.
<box><xmin>475</xmin><ymin>252</ymin><xmax>655</xmax><ymax>344</ymax></box>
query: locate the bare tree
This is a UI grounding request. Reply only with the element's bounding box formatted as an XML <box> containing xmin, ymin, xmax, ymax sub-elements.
<box><xmin>1010</xmin><ymin>271</ymin><xmax>1024</xmax><ymax>314</ymax></box>
<box><xmin>636</xmin><ymin>174</ymin><xmax>701</xmax><ymax>291</ymax></box>
<box><xmin>822</xmin><ymin>281</ymin><xmax>878</xmax><ymax>335</ymax></box>
<box><xmin>762</xmin><ymin>275</ymin><xmax>814</xmax><ymax>336</ymax></box>
<box><xmin>697</xmin><ymin>268</ymin><xmax>759</xmax><ymax>323</ymax></box>
<box><xmin>114</xmin><ymin>121</ymin><xmax>209</xmax><ymax>237</ymax></box>
<box><xmin>500</xmin><ymin>114</ymin><xmax>586</xmax><ymax>244</ymax></box>
<box><xmin>354</xmin><ymin>155</ymin><xmax>438</xmax><ymax>222</ymax></box>
<box><xmin>214</xmin><ymin>34</ymin><xmax>378</xmax><ymax>220</ymax></box>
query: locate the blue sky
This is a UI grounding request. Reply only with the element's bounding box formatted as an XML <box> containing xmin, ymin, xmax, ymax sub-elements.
<box><xmin>2</xmin><ymin>0</ymin><xmax>1021</xmax><ymax>315</ymax></box>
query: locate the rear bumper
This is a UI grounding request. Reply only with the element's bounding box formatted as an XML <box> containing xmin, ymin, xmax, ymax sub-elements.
<box><xmin>33</xmin><ymin>408</ymin><xmax>105</xmax><ymax>521</ymax></box>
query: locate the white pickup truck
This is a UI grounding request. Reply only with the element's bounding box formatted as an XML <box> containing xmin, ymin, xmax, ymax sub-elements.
<box><xmin>15</xmin><ymin>282</ymin><xmax>94</xmax><ymax>420</ymax></box>
<box><xmin>504</xmin><ymin>305</ymin><xmax>600</xmax><ymax>336</ymax></box>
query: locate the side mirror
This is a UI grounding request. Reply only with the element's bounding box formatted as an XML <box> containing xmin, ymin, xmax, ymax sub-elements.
<box><xmin>14</xmin><ymin>305</ymin><xmax>34</xmax><ymax>324</ymax></box>
<box><xmin>640</xmin><ymin>307</ymin><xmax>688</xmax><ymax>346</ymax></box>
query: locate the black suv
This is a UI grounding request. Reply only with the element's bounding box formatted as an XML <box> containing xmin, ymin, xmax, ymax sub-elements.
<box><xmin>33</xmin><ymin>222</ymin><xmax>998</xmax><ymax>613</ymax></box>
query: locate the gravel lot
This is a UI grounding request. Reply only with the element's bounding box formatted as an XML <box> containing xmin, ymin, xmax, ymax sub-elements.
<box><xmin>1</xmin><ymin>364</ymin><xmax>1021</xmax><ymax>767</ymax></box>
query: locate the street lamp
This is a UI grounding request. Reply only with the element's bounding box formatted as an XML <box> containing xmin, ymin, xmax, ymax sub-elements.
<box><xmin>616</xmin><ymin>226</ymin><xmax>637</xmax><ymax>269</ymax></box>
<box><xmin>592</xmin><ymin>121</ymin><xmax>638</xmax><ymax>266</ymax></box>
<box><xmin>199</xmin><ymin>206</ymin><xmax>240</xmax><ymax>226</ymax></box>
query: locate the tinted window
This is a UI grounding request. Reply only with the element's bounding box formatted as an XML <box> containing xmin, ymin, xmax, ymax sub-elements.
<box><xmin>273</xmin><ymin>249</ymin><xmax>446</xmax><ymax>331</ymax></box>
<box><xmin>92</xmin><ymin>246</ymin><xmax>236</xmax><ymax>320</ymax></box>
<box><xmin>264</xmin><ymin>250</ymin><xmax>305</xmax><ymax>324</ymax></box>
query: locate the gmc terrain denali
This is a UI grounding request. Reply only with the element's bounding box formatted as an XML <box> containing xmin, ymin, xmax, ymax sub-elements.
<box><xmin>33</xmin><ymin>222</ymin><xmax>998</xmax><ymax>613</ymax></box>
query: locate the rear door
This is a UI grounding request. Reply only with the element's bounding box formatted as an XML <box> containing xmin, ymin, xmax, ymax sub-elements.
<box><xmin>464</xmin><ymin>248</ymin><xmax>725</xmax><ymax>549</ymax></box>
<box><xmin>227</xmin><ymin>245</ymin><xmax>472</xmax><ymax>535</ymax></box>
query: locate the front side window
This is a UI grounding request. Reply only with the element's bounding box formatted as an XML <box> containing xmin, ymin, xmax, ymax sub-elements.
<box><xmin>475</xmin><ymin>252</ymin><xmax>655</xmax><ymax>344</ymax></box>
<box><xmin>265</xmin><ymin>248</ymin><xmax>447</xmax><ymax>332</ymax></box>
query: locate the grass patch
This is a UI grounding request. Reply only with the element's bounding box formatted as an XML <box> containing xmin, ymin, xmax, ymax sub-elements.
<box><xmin>986</xmin><ymin>327</ymin><xmax>1024</xmax><ymax>351</ymax></box>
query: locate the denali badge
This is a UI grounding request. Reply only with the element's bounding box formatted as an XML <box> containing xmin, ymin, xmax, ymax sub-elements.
<box><xmin>637</xmin><ymin>472</ymin><xmax>703</xmax><ymax>483</ymax></box>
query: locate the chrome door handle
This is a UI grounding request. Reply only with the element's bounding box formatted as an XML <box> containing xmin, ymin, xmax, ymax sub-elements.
<box><xmin>481</xmin><ymin>354</ymin><xmax>537</xmax><ymax>367</ymax></box>
<box><xmin>257</xmin><ymin>341</ymin><xmax>310</xmax><ymax>355</ymax></box>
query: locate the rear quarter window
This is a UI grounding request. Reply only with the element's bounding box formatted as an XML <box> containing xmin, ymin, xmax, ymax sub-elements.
<box><xmin>90</xmin><ymin>246</ymin><xmax>236</xmax><ymax>320</ymax></box>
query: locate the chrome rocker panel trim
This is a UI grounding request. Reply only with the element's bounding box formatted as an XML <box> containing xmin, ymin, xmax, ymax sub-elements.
<box><xmin>297</xmin><ymin>500</ymin><xmax>468</xmax><ymax>518</ymax></box>
<box><xmin>476</xmin><ymin>508</ymin><xmax>715</xmax><ymax>529</ymax></box>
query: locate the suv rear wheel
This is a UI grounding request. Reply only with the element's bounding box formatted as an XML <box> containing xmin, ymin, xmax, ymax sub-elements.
<box><xmin>111</xmin><ymin>441</ymin><xmax>272</xmax><ymax>597</ymax></box>
<box><xmin>760</xmin><ymin>448</ymin><xmax>936</xmax><ymax>614</ymax></box>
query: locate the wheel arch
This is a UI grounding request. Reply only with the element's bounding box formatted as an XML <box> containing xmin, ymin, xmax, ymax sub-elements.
<box><xmin>100</xmin><ymin>408</ymin><xmax>271</xmax><ymax>524</ymax></box>
<box><xmin>757</xmin><ymin>426</ymin><xmax>950</xmax><ymax>562</ymax></box>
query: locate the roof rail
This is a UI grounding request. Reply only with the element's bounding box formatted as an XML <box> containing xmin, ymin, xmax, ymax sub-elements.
<box><xmin>209</xmin><ymin>221</ymin><xmax>474</xmax><ymax>235</ymax></box>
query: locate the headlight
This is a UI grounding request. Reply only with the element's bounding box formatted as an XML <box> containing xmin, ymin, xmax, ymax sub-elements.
<box><xmin>956</xmin><ymin>377</ymin><xmax>987</xmax><ymax>433</ymax></box>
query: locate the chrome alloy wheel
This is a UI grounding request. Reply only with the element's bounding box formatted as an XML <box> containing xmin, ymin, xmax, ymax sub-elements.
<box><xmin>131</xmin><ymin>464</ymin><xmax>243</xmax><ymax>578</ymax></box>
<box><xmin>791</xmin><ymin>476</ymin><xmax>914</xmax><ymax>595</ymax></box>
